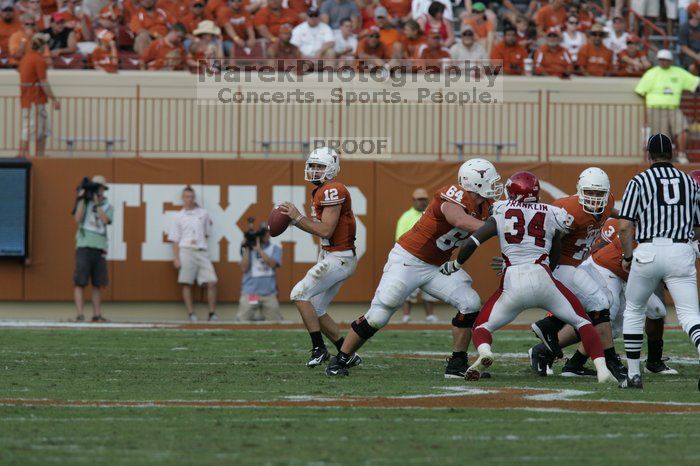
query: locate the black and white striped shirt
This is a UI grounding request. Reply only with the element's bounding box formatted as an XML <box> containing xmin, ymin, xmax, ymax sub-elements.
<box><xmin>619</xmin><ymin>162</ymin><xmax>700</xmax><ymax>242</ymax></box>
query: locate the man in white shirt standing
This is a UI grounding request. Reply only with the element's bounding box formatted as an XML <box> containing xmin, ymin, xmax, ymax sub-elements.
<box><xmin>290</xmin><ymin>6</ymin><xmax>335</xmax><ymax>58</ymax></box>
<box><xmin>168</xmin><ymin>186</ymin><xmax>218</xmax><ymax>323</ymax></box>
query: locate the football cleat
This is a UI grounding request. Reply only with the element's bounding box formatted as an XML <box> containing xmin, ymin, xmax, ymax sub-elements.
<box><xmin>346</xmin><ymin>353</ymin><xmax>362</xmax><ymax>368</ymax></box>
<box><xmin>425</xmin><ymin>314</ymin><xmax>439</xmax><ymax>323</ymax></box>
<box><xmin>444</xmin><ymin>354</ymin><xmax>469</xmax><ymax>379</ymax></box>
<box><xmin>307</xmin><ymin>346</ymin><xmax>330</xmax><ymax>368</ymax></box>
<box><xmin>619</xmin><ymin>374</ymin><xmax>643</xmax><ymax>389</ymax></box>
<box><xmin>529</xmin><ymin>344</ymin><xmax>555</xmax><ymax>377</ymax></box>
<box><xmin>325</xmin><ymin>356</ymin><xmax>349</xmax><ymax>376</ymax></box>
<box><xmin>189</xmin><ymin>313</ymin><xmax>198</xmax><ymax>323</ymax></box>
<box><xmin>465</xmin><ymin>349</ymin><xmax>494</xmax><ymax>381</ymax></box>
<box><xmin>645</xmin><ymin>359</ymin><xmax>679</xmax><ymax>375</ymax></box>
<box><xmin>401</xmin><ymin>314</ymin><xmax>411</xmax><ymax>323</ymax></box>
<box><xmin>531</xmin><ymin>319</ymin><xmax>564</xmax><ymax>359</ymax></box>
<box><xmin>607</xmin><ymin>355</ymin><xmax>628</xmax><ymax>382</ymax></box>
<box><xmin>208</xmin><ymin>313</ymin><xmax>219</xmax><ymax>322</ymax></box>
<box><xmin>561</xmin><ymin>359</ymin><xmax>596</xmax><ymax>377</ymax></box>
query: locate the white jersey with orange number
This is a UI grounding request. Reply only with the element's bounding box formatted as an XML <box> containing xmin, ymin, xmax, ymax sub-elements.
<box><xmin>493</xmin><ymin>200</ymin><xmax>573</xmax><ymax>267</ymax></box>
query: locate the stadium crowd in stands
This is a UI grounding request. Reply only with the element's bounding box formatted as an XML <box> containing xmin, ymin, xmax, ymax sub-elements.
<box><xmin>0</xmin><ymin>0</ymin><xmax>697</xmax><ymax>75</ymax></box>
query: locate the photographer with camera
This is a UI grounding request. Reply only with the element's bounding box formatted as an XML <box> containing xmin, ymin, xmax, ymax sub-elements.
<box><xmin>235</xmin><ymin>219</ymin><xmax>283</xmax><ymax>322</ymax></box>
<box><xmin>72</xmin><ymin>175</ymin><xmax>112</xmax><ymax>322</ymax></box>
<box><xmin>167</xmin><ymin>186</ymin><xmax>218</xmax><ymax>323</ymax></box>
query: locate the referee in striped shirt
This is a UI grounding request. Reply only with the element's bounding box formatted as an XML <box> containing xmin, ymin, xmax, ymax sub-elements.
<box><xmin>618</xmin><ymin>133</ymin><xmax>700</xmax><ymax>389</ymax></box>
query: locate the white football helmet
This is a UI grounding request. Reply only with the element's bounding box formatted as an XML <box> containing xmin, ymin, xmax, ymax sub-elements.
<box><xmin>577</xmin><ymin>167</ymin><xmax>610</xmax><ymax>214</ymax></box>
<box><xmin>304</xmin><ymin>147</ymin><xmax>340</xmax><ymax>183</ymax></box>
<box><xmin>458</xmin><ymin>158</ymin><xmax>503</xmax><ymax>199</ymax></box>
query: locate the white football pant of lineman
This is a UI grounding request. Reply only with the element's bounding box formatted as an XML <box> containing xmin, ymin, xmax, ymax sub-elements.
<box><xmin>623</xmin><ymin>240</ymin><xmax>700</xmax><ymax>358</ymax></box>
<box><xmin>582</xmin><ymin>258</ymin><xmax>666</xmax><ymax>338</ymax></box>
<box><xmin>364</xmin><ymin>244</ymin><xmax>481</xmax><ymax>329</ymax></box>
<box><xmin>553</xmin><ymin>264</ymin><xmax>613</xmax><ymax>313</ymax></box>
<box><xmin>290</xmin><ymin>250</ymin><xmax>358</xmax><ymax>316</ymax></box>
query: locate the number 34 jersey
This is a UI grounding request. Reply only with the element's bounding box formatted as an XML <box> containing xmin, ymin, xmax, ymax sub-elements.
<box><xmin>311</xmin><ymin>181</ymin><xmax>356</xmax><ymax>253</ymax></box>
<box><xmin>398</xmin><ymin>185</ymin><xmax>492</xmax><ymax>266</ymax></box>
<box><xmin>493</xmin><ymin>200</ymin><xmax>572</xmax><ymax>266</ymax></box>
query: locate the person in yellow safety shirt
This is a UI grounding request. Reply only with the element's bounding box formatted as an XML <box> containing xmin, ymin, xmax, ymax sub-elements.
<box><xmin>395</xmin><ymin>187</ymin><xmax>440</xmax><ymax>323</ymax></box>
<box><xmin>635</xmin><ymin>48</ymin><xmax>700</xmax><ymax>164</ymax></box>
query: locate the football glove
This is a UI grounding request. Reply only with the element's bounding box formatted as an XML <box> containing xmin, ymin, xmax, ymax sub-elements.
<box><xmin>439</xmin><ymin>260</ymin><xmax>461</xmax><ymax>275</ymax></box>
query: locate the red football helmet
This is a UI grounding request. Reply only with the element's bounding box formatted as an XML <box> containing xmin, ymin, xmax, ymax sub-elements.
<box><xmin>505</xmin><ymin>171</ymin><xmax>540</xmax><ymax>203</ymax></box>
<box><xmin>690</xmin><ymin>170</ymin><xmax>700</xmax><ymax>186</ymax></box>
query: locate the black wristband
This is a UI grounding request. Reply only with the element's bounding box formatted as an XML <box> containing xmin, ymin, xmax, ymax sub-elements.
<box><xmin>622</xmin><ymin>255</ymin><xmax>633</xmax><ymax>262</ymax></box>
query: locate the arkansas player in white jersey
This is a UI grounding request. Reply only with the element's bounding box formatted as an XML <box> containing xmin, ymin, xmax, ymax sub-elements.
<box><xmin>440</xmin><ymin>171</ymin><xmax>617</xmax><ymax>383</ymax></box>
<box><xmin>527</xmin><ymin>167</ymin><xmax>628</xmax><ymax>381</ymax></box>
<box><xmin>325</xmin><ymin>158</ymin><xmax>503</xmax><ymax>377</ymax></box>
<box><xmin>280</xmin><ymin>147</ymin><xmax>361</xmax><ymax>368</ymax></box>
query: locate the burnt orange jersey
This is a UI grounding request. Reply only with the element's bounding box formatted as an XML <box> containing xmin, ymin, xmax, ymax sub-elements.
<box><xmin>553</xmin><ymin>193</ymin><xmax>614</xmax><ymax>267</ymax></box>
<box><xmin>398</xmin><ymin>184</ymin><xmax>491</xmax><ymax>266</ymax></box>
<box><xmin>311</xmin><ymin>182</ymin><xmax>356</xmax><ymax>252</ymax></box>
<box><xmin>591</xmin><ymin>218</ymin><xmax>628</xmax><ymax>280</ymax></box>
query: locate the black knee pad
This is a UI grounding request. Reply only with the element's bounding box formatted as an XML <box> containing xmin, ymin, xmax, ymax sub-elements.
<box><xmin>351</xmin><ymin>316</ymin><xmax>378</xmax><ymax>339</ymax></box>
<box><xmin>452</xmin><ymin>311</ymin><xmax>478</xmax><ymax>329</ymax></box>
<box><xmin>587</xmin><ymin>309</ymin><xmax>610</xmax><ymax>326</ymax></box>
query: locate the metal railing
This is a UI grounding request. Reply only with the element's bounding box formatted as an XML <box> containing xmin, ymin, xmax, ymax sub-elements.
<box><xmin>0</xmin><ymin>87</ymin><xmax>655</xmax><ymax>162</ymax></box>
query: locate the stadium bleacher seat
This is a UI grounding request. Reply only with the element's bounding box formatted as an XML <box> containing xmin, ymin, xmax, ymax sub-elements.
<box><xmin>52</xmin><ymin>54</ymin><xmax>86</xmax><ymax>70</ymax></box>
<box><xmin>118</xmin><ymin>51</ymin><xmax>141</xmax><ymax>70</ymax></box>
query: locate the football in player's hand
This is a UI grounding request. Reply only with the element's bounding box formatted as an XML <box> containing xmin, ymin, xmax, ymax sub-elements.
<box><xmin>268</xmin><ymin>205</ymin><xmax>291</xmax><ymax>237</ymax></box>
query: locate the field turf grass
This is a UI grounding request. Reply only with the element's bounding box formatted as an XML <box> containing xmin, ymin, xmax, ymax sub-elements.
<box><xmin>1</xmin><ymin>327</ymin><xmax>699</xmax><ymax>465</ymax></box>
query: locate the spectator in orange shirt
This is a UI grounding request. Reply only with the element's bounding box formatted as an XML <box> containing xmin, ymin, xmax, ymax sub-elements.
<box><xmin>460</xmin><ymin>2</ymin><xmax>494</xmax><ymax>53</ymax></box>
<box><xmin>534</xmin><ymin>0</ymin><xmax>568</xmax><ymax>36</ymax></box>
<box><xmin>375</xmin><ymin>6</ymin><xmax>402</xmax><ymax>57</ymax></box>
<box><xmin>357</xmin><ymin>25</ymin><xmax>390</xmax><ymax>67</ymax></box>
<box><xmin>576</xmin><ymin>23</ymin><xmax>614</xmax><ymax>76</ymax></box>
<box><xmin>140</xmin><ymin>22</ymin><xmax>187</xmax><ymax>70</ymax></box>
<box><xmin>97</xmin><ymin>0</ymin><xmax>126</xmax><ymax>33</ymax></box>
<box><xmin>617</xmin><ymin>34</ymin><xmax>651</xmax><ymax>77</ymax></box>
<box><xmin>267</xmin><ymin>22</ymin><xmax>301</xmax><ymax>59</ymax></box>
<box><xmin>418</xmin><ymin>2</ymin><xmax>454</xmax><ymax>47</ymax></box>
<box><xmin>253</xmin><ymin>0</ymin><xmax>299</xmax><ymax>41</ymax></box>
<box><xmin>219</xmin><ymin>0</ymin><xmax>256</xmax><ymax>56</ymax></box>
<box><xmin>181</xmin><ymin>1</ymin><xmax>208</xmax><ymax>35</ymax></box>
<box><xmin>42</xmin><ymin>12</ymin><xmax>77</xmax><ymax>57</ymax></box>
<box><xmin>397</xmin><ymin>19</ymin><xmax>425</xmax><ymax>59</ymax></box>
<box><xmin>0</xmin><ymin>1</ymin><xmax>20</xmax><ymax>56</ymax></box>
<box><xmin>576</xmin><ymin>1</ymin><xmax>595</xmax><ymax>32</ymax></box>
<box><xmin>382</xmin><ymin>0</ymin><xmax>412</xmax><ymax>26</ymax></box>
<box><xmin>490</xmin><ymin>25</ymin><xmax>529</xmax><ymax>75</ymax></box>
<box><xmin>158</xmin><ymin>0</ymin><xmax>187</xmax><ymax>18</ymax></box>
<box><xmin>130</xmin><ymin>0</ymin><xmax>172</xmax><ymax>54</ymax></box>
<box><xmin>416</xmin><ymin>31</ymin><xmax>449</xmax><ymax>71</ymax></box>
<box><xmin>9</xmin><ymin>14</ymin><xmax>38</xmax><ymax>64</ymax></box>
<box><xmin>534</xmin><ymin>27</ymin><xmax>573</xmax><ymax>77</ymax></box>
<box><xmin>90</xmin><ymin>28</ymin><xmax>118</xmax><ymax>73</ymax></box>
<box><xmin>59</xmin><ymin>0</ymin><xmax>93</xmax><ymax>41</ymax></box>
<box><xmin>19</xmin><ymin>33</ymin><xmax>59</xmax><ymax>158</ymax></box>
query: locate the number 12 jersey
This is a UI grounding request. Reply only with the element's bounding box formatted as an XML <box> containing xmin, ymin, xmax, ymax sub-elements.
<box><xmin>493</xmin><ymin>200</ymin><xmax>573</xmax><ymax>266</ymax></box>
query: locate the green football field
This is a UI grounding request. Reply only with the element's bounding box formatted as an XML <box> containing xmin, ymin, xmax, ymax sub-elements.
<box><xmin>1</xmin><ymin>326</ymin><xmax>699</xmax><ymax>465</ymax></box>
